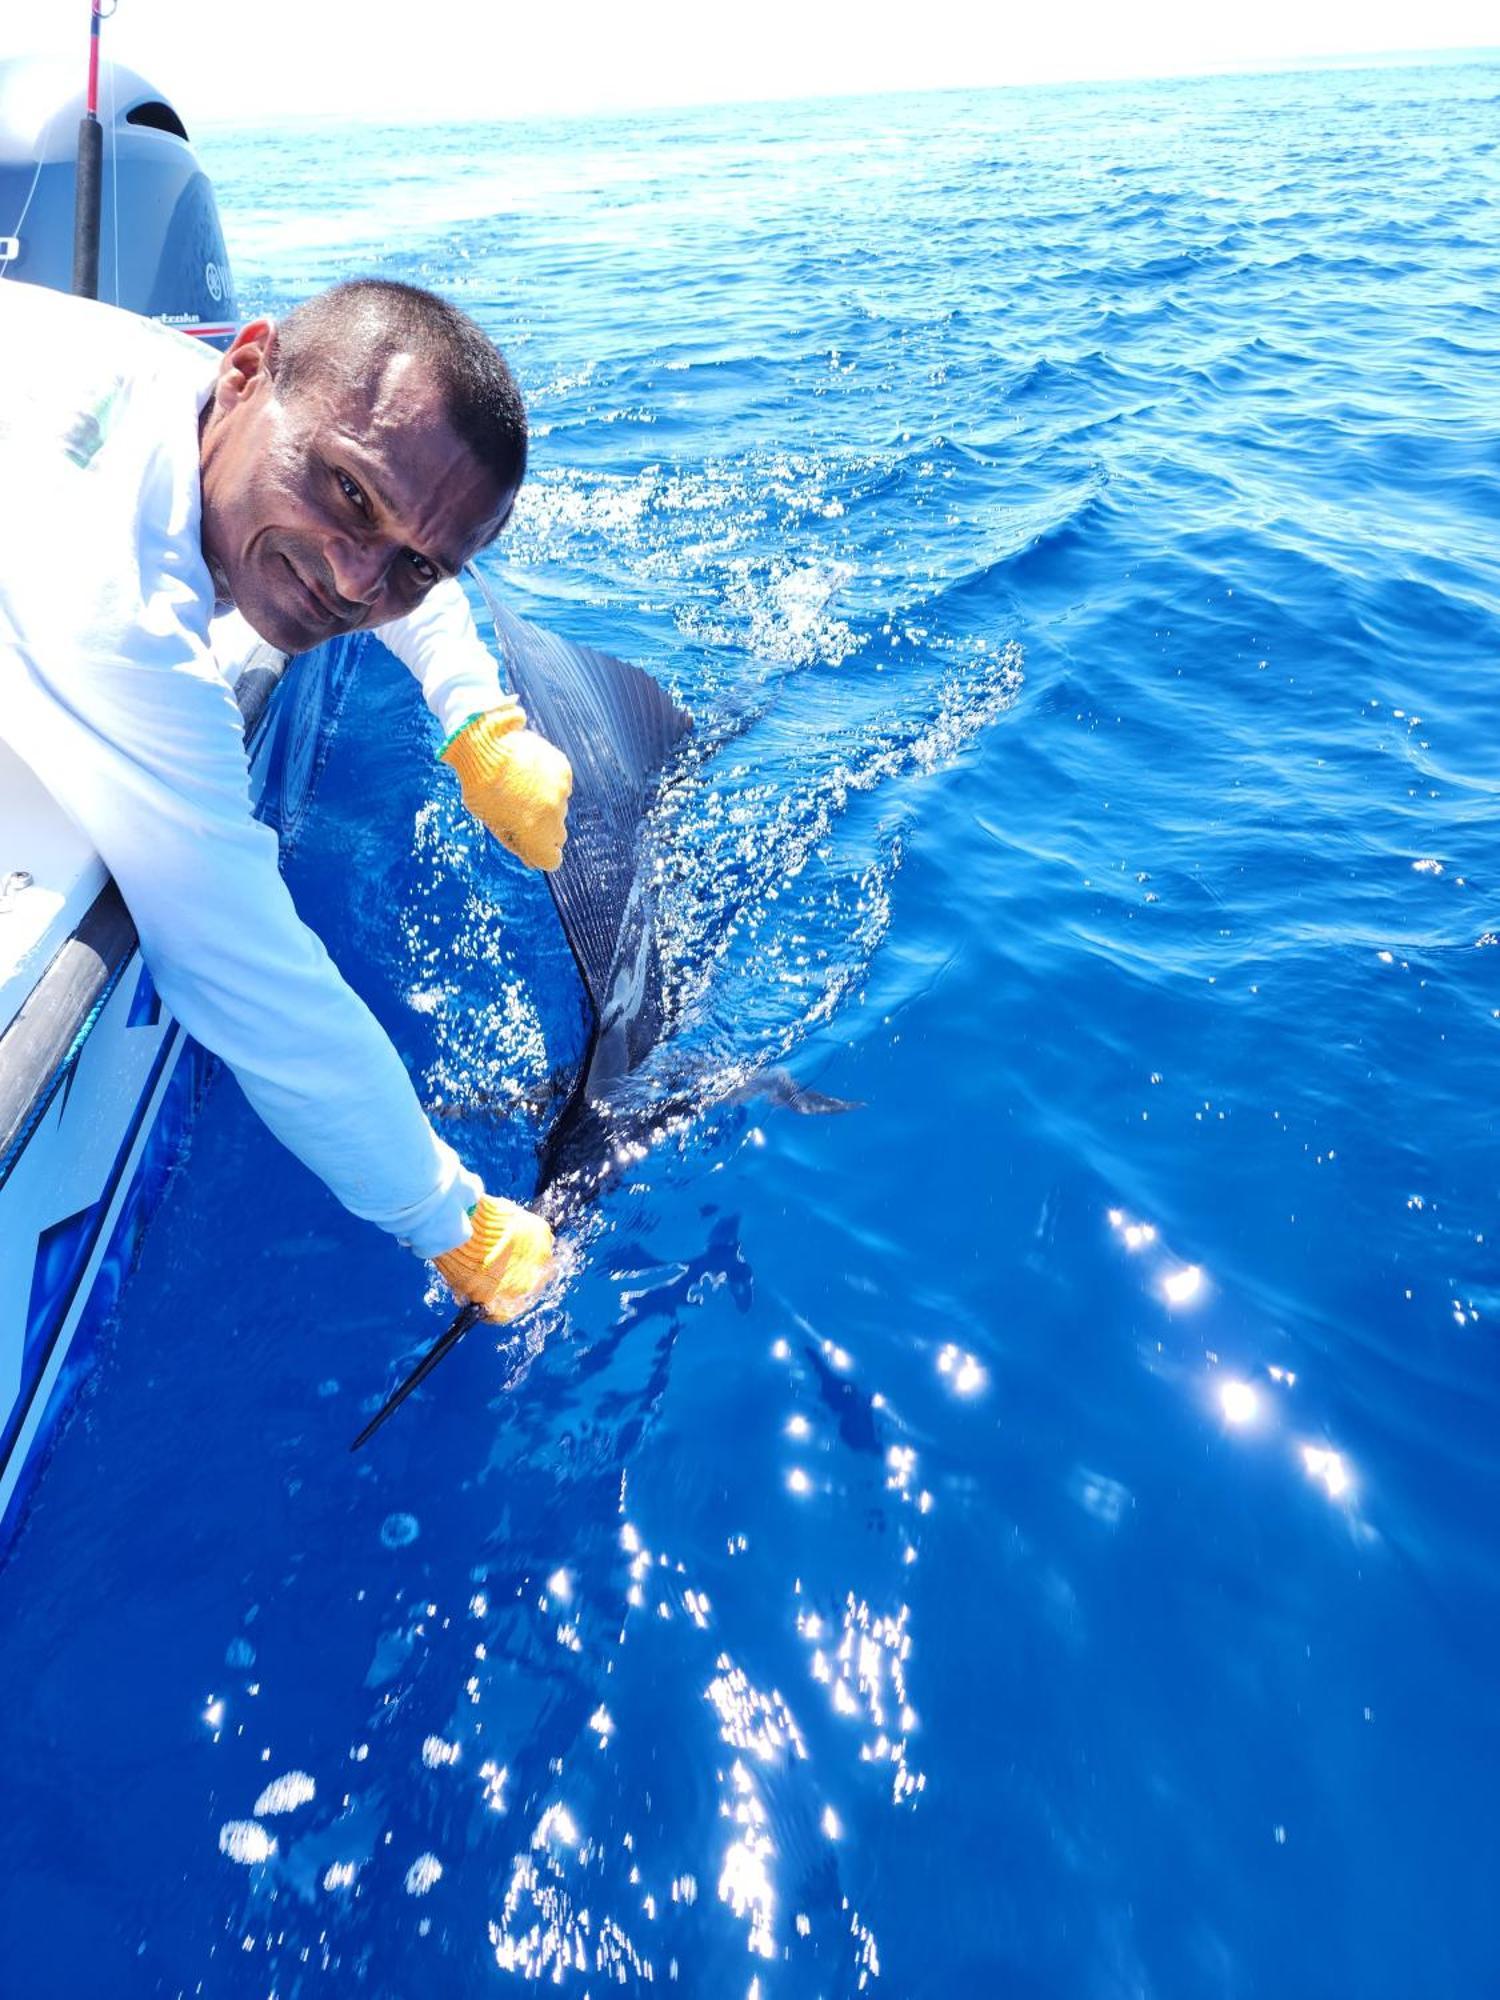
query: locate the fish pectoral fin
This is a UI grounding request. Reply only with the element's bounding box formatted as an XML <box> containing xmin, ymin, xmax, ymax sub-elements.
<box><xmin>753</xmin><ymin>1068</ymin><xmax>864</xmax><ymax>1116</ymax></box>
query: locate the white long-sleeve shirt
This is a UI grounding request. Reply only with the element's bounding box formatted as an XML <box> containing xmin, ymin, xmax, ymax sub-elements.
<box><xmin>0</xmin><ymin>280</ymin><xmax>509</xmax><ymax>1258</ymax></box>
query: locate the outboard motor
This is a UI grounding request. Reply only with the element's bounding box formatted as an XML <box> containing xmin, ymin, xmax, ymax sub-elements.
<box><xmin>0</xmin><ymin>54</ymin><xmax>238</xmax><ymax>344</ymax></box>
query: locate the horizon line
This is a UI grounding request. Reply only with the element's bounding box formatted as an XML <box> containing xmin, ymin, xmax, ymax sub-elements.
<box><xmin>187</xmin><ymin>42</ymin><xmax>1500</xmax><ymax>133</ymax></box>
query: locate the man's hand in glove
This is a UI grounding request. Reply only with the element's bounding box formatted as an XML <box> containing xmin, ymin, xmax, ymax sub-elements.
<box><xmin>439</xmin><ymin>699</ymin><xmax>572</xmax><ymax>871</ymax></box>
<box><xmin>434</xmin><ymin>1192</ymin><xmax>555</xmax><ymax>1322</ymax></box>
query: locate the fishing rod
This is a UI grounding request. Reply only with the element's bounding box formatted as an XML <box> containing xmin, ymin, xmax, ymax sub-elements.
<box><xmin>71</xmin><ymin>0</ymin><xmax>110</xmax><ymax>299</ymax></box>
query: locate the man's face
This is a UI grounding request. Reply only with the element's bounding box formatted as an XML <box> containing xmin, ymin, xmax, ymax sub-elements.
<box><xmin>198</xmin><ymin>321</ymin><xmax>514</xmax><ymax>653</ymax></box>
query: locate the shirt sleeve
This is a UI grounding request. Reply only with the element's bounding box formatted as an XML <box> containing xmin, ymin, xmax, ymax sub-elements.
<box><xmin>378</xmin><ymin>576</ymin><xmax>507</xmax><ymax>738</ymax></box>
<box><xmin>0</xmin><ymin>397</ymin><xmax>481</xmax><ymax>1259</ymax></box>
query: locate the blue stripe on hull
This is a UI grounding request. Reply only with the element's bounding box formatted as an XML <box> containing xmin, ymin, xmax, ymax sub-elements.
<box><xmin>0</xmin><ymin>1031</ymin><xmax>215</xmax><ymax>1543</ymax></box>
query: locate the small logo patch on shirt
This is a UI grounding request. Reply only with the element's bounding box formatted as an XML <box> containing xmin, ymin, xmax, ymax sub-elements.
<box><xmin>62</xmin><ymin>385</ymin><xmax>122</xmax><ymax>468</ymax></box>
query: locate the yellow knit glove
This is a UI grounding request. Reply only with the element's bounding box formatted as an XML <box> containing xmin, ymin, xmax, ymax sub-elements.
<box><xmin>439</xmin><ymin>701</ymin><xmax>573</xmax><ymax>872</ymax></box>
<box><xmin>433</xmin><ymin>1193</ymin><xmax>555</xmax><ymax>1322</ymax></box>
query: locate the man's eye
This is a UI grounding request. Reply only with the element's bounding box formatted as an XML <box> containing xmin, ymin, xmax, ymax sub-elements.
<box><xmin>406</xmin><ymin>551</ymin><xmax>437</xmax><ymax>585</ymax></box>
<box><xmin>336</xmin><ymin>470</ymin><xmax>368</xmax><ymax>514</ymax></box>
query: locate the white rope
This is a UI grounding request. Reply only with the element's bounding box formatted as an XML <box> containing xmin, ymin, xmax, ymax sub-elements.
<box><xmin>0</xmin><ymin>123</ymin><xmax>54</xmax><ymax>282</ymax></box>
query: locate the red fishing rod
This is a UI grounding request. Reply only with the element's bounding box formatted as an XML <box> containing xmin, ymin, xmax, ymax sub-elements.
<box><xmin>72</xmin><ymin>0</ymin><xmax>108</xmax><ymax>299</ymax></box>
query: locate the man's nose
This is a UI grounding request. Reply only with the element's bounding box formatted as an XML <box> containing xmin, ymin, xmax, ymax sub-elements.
<box><xmin>324</xmin><ymin>535</ymin><xmax>390</xmax><ymax>607</ymax></box>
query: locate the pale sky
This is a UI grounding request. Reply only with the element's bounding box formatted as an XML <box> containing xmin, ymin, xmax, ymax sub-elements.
<box><xmin>12</xmin><ymin>0</ymin><xmax>1496</xmax><ymax>126</ymax></box>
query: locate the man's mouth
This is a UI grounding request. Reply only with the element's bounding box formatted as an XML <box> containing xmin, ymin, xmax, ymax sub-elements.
<box><xmin>281</xmin><ymin>554</ymin><xmax>343</xmax><ymax>628</ymax></box>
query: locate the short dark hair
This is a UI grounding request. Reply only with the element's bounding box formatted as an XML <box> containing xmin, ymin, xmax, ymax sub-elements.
<box><xmin>273</xmin><ymin>278</ymin><xmax>528</xmax><ymax>501</ymax></box>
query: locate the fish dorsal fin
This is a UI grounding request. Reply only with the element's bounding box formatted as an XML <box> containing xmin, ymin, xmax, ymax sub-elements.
<box><xmin>470</xmin><ymin>580</ymin><xmax>691</xmax><ymax>1095</ymax></box>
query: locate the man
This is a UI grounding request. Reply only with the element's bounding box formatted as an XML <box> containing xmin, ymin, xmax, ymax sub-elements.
<box><xmin>0</xmin><ymin>276</ymin><xmax>571</xmax><ymax>1321</ymax></box>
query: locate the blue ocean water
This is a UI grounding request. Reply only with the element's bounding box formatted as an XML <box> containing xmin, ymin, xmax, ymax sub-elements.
<box><xmin>3</xmin><ymin>56</ymin><xmax>1500</xmax><ymax>1995</ymax></box>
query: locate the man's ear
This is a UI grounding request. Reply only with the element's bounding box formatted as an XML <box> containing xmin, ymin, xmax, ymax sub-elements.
<box><xmin>214</xmin><ymin>319</ymin><xmax>278</xmax><ymax>409</ymax></box>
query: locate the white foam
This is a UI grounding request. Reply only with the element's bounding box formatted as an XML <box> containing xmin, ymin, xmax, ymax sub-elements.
<box><xmin>218</xmin><ymin>1820</ymin><xmax>276</xmax><ymax>1866</ymax></box>
<box><xmin>405</xmin><ymin>1852</ymin><xmax>444</xmax><ymax>1896</ymax></box>
<box><xmin>253</xmin><ymin>1771</ymin><xmax>315</xmax><ymax>1816</ymax></box>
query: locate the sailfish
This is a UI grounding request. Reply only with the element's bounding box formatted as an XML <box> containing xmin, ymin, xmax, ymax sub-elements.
<box><xmin>351</xmin><ymin>590</ymin><xmax>693</xmax><ymax>1449</ymax></box>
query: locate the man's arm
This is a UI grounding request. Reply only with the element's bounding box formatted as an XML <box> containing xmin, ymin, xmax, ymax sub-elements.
<box><xmin>2</xmin><ymin>622</ymin><xmax>482</xmax><ymax>1257</ymax></box>
<box><xmin>379</xmin><ymin>574</ymin><xmax>505</xmax><ymax>736</ymax></box>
